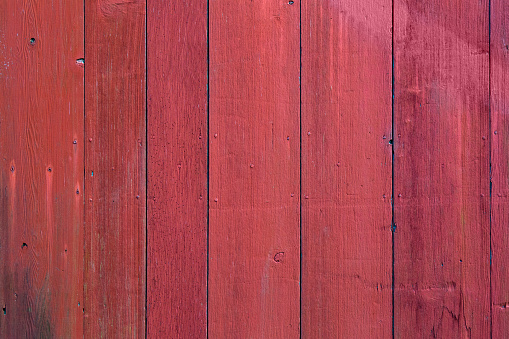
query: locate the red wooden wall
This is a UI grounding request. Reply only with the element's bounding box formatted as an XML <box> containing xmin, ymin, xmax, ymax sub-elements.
<box><xmin>0</xmin><ymin>0</ymin><xmax>506</xmax><ymax>338</ymax></box>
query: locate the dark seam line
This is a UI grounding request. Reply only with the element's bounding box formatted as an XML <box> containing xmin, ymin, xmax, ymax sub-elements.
<box><xmin>488</xmin><ymin>1</ymin><xmax>492</xmax><ymax>338</ymax></box>
<box><xmin>391</xmin><ymin>0</ymin><xmax>396</xmax><ymax>337</ymax></box>
<box><xmin>299</xmin><ymin>0</ymin><xmax>303</xmax><ymax>338</ymax></box>
<box><xmin>83</xmin><ymin>0</ymin><xmax>86</xmax><ymax>333</ymax></box>
<box><xmin>145</xmin><ymin>0</ymin><xmax>148</xmax><ymax>337</ymax></box>
<box><xmin>207</xmin><ymin>0</ymin><xmax>210</xmax><ymax>337</ymax></box>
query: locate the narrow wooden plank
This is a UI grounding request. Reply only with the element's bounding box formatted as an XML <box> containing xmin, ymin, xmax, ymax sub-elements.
<box><xmin>394</xmin><ymin>0</ymin><xmax>490</xmax><ymax>337</ymax></box>
<box><xmin>147</xmin><ymin>1</ymin><xmax>207</xmax><ymax>337</ymax></box>
<box><xmin>491</xmin><ymin>0</ymin><xmax>509</xmax><ymax>336</ymax></box>
<box><xmin>0</xmin><ymin>0</ymin><xmax>84</xmax><ymax>337</ymax></box>
<box><xmin>209</xmin><ymin>0</ymin><xmax>300</xmax><ymax>336</ymax></box>
<box><xmin>301</xmin><ymin>1</ymin><xmax>392</xmax><ymax>337</ymax></box>
<box><xmin>84</xmin><ymin>1</ymin><xmax>146</xmax><ymax>337</ymax></box>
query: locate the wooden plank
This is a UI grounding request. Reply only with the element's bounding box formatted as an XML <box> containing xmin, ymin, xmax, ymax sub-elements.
<box><xmin>147</xmin><ymin>1</ymin><xmax>207</xmax><ymax>337</ymax></box>
<box><xmin>84</xmin><ymin>1</ymin><xmax>146</xmax><ymax>337</ymax></box>
<box><xmin>301</xmin><ymin>1</ymin><xmax>392</xmax><ymax>337</ymax></box>
<box><xmin>491</xmin><ymin>0</ymin><xmax>509</xmax><ymax>336</ymax></box>
<box><xmin>208</xmin><ymin>0</ymin><xmax>300</xmax><ymax>337</ymax></box>
<box><xmin>393</xmin><ymin>0</ymin><xmax>490</xmax><ymax>337</ymax></box>
<box><xmin>0</xmin><ymin>0</ymin><xmax>84</xmax><ymax>337</ymax></box>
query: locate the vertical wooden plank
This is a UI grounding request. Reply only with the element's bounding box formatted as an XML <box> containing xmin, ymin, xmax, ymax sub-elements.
<box><xmin>147</xmin><ymin>1</ymin><xmax>207</xmax><ymax>337</ymax></box>
<box><xmin>209</xmin><ymin>0</ymin><xmax>300</xmax><ymax>337</ymax></box>
<box><xmin>491</xmin><ymin>0</ymin><xmax>509</xmax><ymax>336</ymax></box>
<box><xmin>394</xmin><ymin>0</ymin><xmax>490</xmax><ymax>337</ymax></box>
<box><xmin>301</xmin><ymin>1</ymin><xmax>392</xmax><ymax>337</ymax></box>
<box><xmin>84</xmin><ymin>1</ymin><xmax>146</xmax><ymax>337</ymax></box>
<box><xmin>0</xmin><ymin>1</ymin><xmax>84</xmax><ymax>337</ymax></box>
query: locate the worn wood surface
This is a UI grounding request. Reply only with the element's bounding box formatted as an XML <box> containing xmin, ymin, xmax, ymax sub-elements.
<box><xmin>208</xmin><ymin>0</ymin><xmax>300</xmax><ymax>337</ymax></box>
<box><xmin>301</xmin><ymin>1</ymin><xmax>392</xmax><ymax>337</ymax></box>
<box><xmin>147</xmin><ymin>0</ymin><xmax>208</xmax><ymax>337</ymax></box>
<box><xmin>1</xmin><ymin>1</ymin><xmax>507</xmax><ymax>337</ymax></box>
<box><xmin>491</xmin><ymin>0</ymin><xmax>509</xmax><ymax>337</ymax></box>
<box><xmin>0</xmin><ymin>0</ymin><xmax>84</xmax><ymax>337</ymax></box>
<box><xmin>393</xmin><ymin>0</ymin><xmax>490</xmax><ymax>337</ymax></box>
<box><xmin>84</xmin><ymin>0</ymin><xmax>146</xmax><ymax>337</ymax></box>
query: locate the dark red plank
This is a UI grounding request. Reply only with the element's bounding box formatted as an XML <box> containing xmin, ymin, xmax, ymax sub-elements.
<box><xmin>301</xmin><ymin>1</ymin><xmax>393</xmax><ymax>337</ymax></box>
<box><xmin>0</xmin><ymin>0</ymin><xmax>84</xmax><ymax>337</ymax></box>
<box><xmin>491</xmin><ymin>0</ymin><xmax>509</xmax><ymax>336</ymax></box>
<box><xmin>147</xmin><ymin>1</ymin><xmax>208</xmax><ymax>337</ymax></box>
<box><xmin>84</xmin><ymin>1</ymin><xmax>146</xmax><ymax>337</ymax></box>
<box><xmin>394</xmin><ymin>0</ymin><xmax>490</xmax><ymax>337</ymax></box>
<box><xmin>208</xmin><ymin>0</ymin><xmax>300</xmax><ymax>336</ymax></box>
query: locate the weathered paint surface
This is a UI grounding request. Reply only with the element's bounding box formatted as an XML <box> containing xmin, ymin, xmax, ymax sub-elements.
<box><xmin>491</xmin><ymin>0</ymin><xmax>509</xmax><ymax>337</ymax></box>
<box><xmin>394</xmin><ymin>0</ymin><xmax>490</xmax><ymax>337</ymax></box>
<box><xmin>84</xmin><ymin>0</ymin><xmax>146</xmax><ymax>337</ymax></box>
<box><xmin>1</xmin><ymin>1</ymin><xmax>507</xmax><ymax>338</ymax></box>
<box><xmin>301</xmin><ymin>1</ymin><xmax>393</xmax><ymax>337</ymax></box>
<box><xmin>147</xmin><ymin>0</ymin><xmax>208</xmax><ymax>337</ymax></box>
<box><xmin>208</xmin><ymin>0</ymin><xmax>300</xmax><ymax>337</ymax></box>
<box><xmin>0</xmin><ymin>0</ymin><xmax>84</xmax><ymax>337</ymax></box>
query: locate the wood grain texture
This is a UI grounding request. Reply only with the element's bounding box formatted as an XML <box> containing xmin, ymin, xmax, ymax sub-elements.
<box><xmin>84</xmin><ymin>0</ymin><xmax>146</xmax><ymax>337</ymax></box>
<box><xmin>394</xmin><ymin>0</ymin><xmax>490</xmax><ymax>337</ymax></box>
<box><xmin>0</xmin><ymin>0</ymin><xmax>84</xmax><ymax>337</ymax></box>
<box><xmin>147</xmin><ymin>1</ymin><xmax>207</xmax><ymax>337</ymax></box>
<box><xmin>208</xmin><ymin>0</ymin><xmax>300</xmax><ymax>337</ymax></box>
<box><xmin>491</xmin><ymin>0</ymin><xmax>509</xmax><ymax>337</ymax></box>
<box><xmin>301</xmin><ymin>1</ymin><xmax>392</xmax><ymax>337</ymax></box>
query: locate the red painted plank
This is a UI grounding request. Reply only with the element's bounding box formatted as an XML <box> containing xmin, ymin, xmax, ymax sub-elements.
<box><xmin>301</xmin><ymin>1</ymin><xmax>393</xmax><ymax>337</ymax></box>
<box><xmin>0</xmin><ymin>1</ymin><xmax>84</xmax><ymax>337</ymax></box>
<box><xmin>147</xmin><ymin>1</ymin><xmax>207</xmax><ymax>337</ymax></box>
<box><xmin>84</xmin><ymin>1</ymin><xmax>146</xmax><ymax>337</ymax></box>
<box><xmin>491</xmin><ymin>1</ymin><xmax>509</xmax><ymax>336</ymax></box>
<box><xmin>208</xmin><ymin>0</ymin><xmax>300</xmax><ymax>336</ymax></box>
<box><xmin>394</xmin><ymin>0</ymin><xmax>490</xmax><ymax>337</ymax></box>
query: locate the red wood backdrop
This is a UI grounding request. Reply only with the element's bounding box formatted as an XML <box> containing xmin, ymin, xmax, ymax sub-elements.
<box><xmin>0</xmin><ymin>0</ymin><xmax>506</xmax><ymax>338</ymax></box>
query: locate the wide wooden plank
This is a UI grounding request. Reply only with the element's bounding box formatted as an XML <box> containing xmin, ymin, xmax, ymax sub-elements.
<box><xmin>491</xmin><ymin>0</ymin><xmax>509</xmax><ymax>336</ymax></box>
<box><xmin>301</xmin><ymin>1</ymin><xmax>392</xmax><ymax>337</ymax></box>
<box><xmin>0</xmin><ymin>1</ymin><xmax>84</xmax><ymax>337</ymax></box>
<box><xmin>393</xmin><ymin>0</ymin><xmax>490</xmax><ymax>337</ymax></box>
<box><xmin>147</xmin><ymin>1</ymin><xmax>208</xmax><ymax>337</ymax></box>
<box><xmin>84</xmin><ymin>1</ymin><xmax>146</xmax><ymax>337</ymax></box>
<box><xmin>208</xmin><ymin>0</ymin><xmax>300</xmax><ymax>337</ymax></box>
